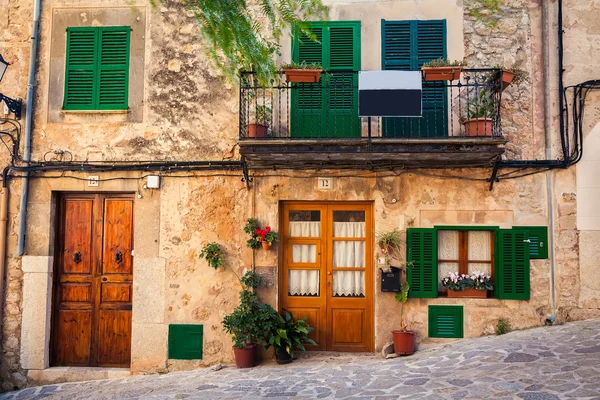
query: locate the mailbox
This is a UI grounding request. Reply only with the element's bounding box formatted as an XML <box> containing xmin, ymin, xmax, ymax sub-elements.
<box><xmin>380</xmin><ymin>266</ymin><xmax>401</xmax><ymax>292</ymax></box>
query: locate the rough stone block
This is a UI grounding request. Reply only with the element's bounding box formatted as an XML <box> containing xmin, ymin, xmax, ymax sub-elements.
<box><xmin>132</xmin><ymin>258</ymin><xmax>166</xmax><ymax>324</ymax></box>
<box><xmin>21</xmin><ymin>256</ymin><xmax>53</xmax><ymax>274</ymax></box>
<box><xmin>130</xmin><ymin>322</ymin><xmax>168</xmax><ymax>373</ymax></box>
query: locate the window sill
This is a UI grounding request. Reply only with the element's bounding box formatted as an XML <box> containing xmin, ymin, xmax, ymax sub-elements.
<box><xmin>61</xmin><ymin>109</ymin><xmax>129</xmax><ymax>114</ymax></box>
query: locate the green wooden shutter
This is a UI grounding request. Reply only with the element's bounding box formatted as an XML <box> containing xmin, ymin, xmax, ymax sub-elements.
<box><xmin>428</xmin><ymin>305</ymin><xmax>463</xmax><ymax>338</ymax></box>
<box><xmin>406</xmin><ymin>228</ymin><xmax>437</xmax><ymax>298</ymax></box>
<box><xmin>64</xmin><ymin>27</ymin><xmax>98</xmax><ymax>110</ymax></box>
<box><xmin>515</xmin><ymin>226</ymin><xmax>549</xmax><ymax>259</ymax></box>
<box><xmin>291</xmin><ymin>21</ymin><xmax>360</xmax><ymax>138</ymax></box>
<box><xmin>381</xmin><ymin>20</ymin><xmax>447</xmax><ymax>138</ymax></box>
<box><xmin>98</xmin><ymin>27</ymin><xmax>130</xmax><ymax>110</ymax></box>
<box><xmin>496</xmin><ymin>229</ymin><xmax>531</xmax><ymax>300</ymax></box>
<box><xmin>63</xmin><ymin>26</ymin><xmax>130</xmax><ymax>111</ymax></box>
<box><xmin>168</xmin><ymin>324</ymin><xmax>203</xmax><ymax>360</ymax></box>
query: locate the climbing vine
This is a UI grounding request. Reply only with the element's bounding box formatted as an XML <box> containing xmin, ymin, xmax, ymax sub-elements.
<box><xmin>467</xmin><ymin>0</ymin><xmax>504</xmax><ymax>28</ymax></box>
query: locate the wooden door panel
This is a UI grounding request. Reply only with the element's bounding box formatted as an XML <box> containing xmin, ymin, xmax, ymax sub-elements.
<box><xmin>62</xmin><ymin>199</ymin><xmax>93</xmax><ymax>274</ymax></box>
<box><xmin>285</xmin><ymin>307</ymin><xmax>323</xmax><ymax>349</ymax></box>
<box><xmin>101</xmin><ymin>283</ymin><xmax>132</xmax><ymax>303</ymax></box>
<box><xmin>54</xmin><ymin>310</ymin><xmax>92</xmax><ymax>365</ymax></box>
<box><xmin>60</xmin><ymin>283</ymin><xmax>92</xmax><ymax>303</ymax></box>
<box><xmin>97</xmin><ymin>310</ymin><xmax>132</xmax><ymax>365</ymax></box>
<box><xmin>330</xmin><ymin>308</ymin><xmax>366</xmax><ymax>351</ymax></box>
<box><xmin>102</xmin><ymin>199</ymin><xmax>133</xmax><ymax>275</ymax></box>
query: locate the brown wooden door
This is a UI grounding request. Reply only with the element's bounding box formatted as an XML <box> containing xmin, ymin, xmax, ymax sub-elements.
<box><xmin>281</xmin><ymin>202</ymin><xmax>374</xmax><ymax>352</ymax></box>
<box><xmin>52</xmin><ymin>194</ymin><xmax>134</xmax><ymax>367</ymax></box>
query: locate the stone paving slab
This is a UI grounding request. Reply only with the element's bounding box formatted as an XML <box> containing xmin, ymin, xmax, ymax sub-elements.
<box><xmin>2</xmin><ymin>320</ymin><xmax>600</xmax><ymax>399</ymax></box>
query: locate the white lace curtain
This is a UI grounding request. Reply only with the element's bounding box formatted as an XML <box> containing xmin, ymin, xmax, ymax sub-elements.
<box><xmin>288</xmin><ymin>221</ymin><xmax>365</xmax><ymax>297</ymax></box>
<box><xmin>438</xmin><ymin>230</ymin><xmax>492</xmax><ymax>281</ymax></box>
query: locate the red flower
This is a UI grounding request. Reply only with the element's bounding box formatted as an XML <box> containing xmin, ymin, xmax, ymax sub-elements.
<box><xmin>265</xmin><ymin>226</ymin><xmax>271</xmax><ymax>233</ymax></box>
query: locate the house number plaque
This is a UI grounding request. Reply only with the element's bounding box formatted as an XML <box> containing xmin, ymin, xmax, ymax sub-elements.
<box><xmin>317</xmin><ymin>177</ymin><xmax>333</xmax><ymax>190</ymax></box>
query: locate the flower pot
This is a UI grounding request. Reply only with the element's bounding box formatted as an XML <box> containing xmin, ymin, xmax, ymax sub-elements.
<box><xmin>233</xmin><ymin>344</ymin><xmax>257</xmax><ymax>368</ymax></box>
<box><xmin>448</xmin><ymin>288</ymin><xmax>488</xmax><ymax>298</ymax></box>
<box><xmin>392</xmin><ymin>330</ymin><xmax>415</xmax><ymax>355</ymax></box>
<box><xmin>501</xmin><ymin>70</ymin><xmax>515</xmax><ymax>90</ymax></box>
<box><xmin>246</xmin><ymin>123</ymin><xmax>268</xmax><ymax>138</ymax></box>
<box><xmin>283</xmin><ymin>69</ymin><xmax>322</xmax><ymax>83</ymax></box>
<box><xmin>261</xmin><ymin>241</ymin><xmax>272</xmax><ymax>250</ymax></box>
<box><xmin>275</xmin><ymin>347</ymin><xmax>293</xmax><ymax>364</ymax></box>
<box><xmin>379</xmin><ymin>243</ymin><xmax>393</xmax><ymax>255</ymax></box>
<box><xmin>421</xmin><ymin>66</ymin><xmax>463</xmax><ymax>81</ymax></box>
<box><xmin>463</xmin><ymin>118</ymin><xmax>493</xmax><ymax>137</ymax></box>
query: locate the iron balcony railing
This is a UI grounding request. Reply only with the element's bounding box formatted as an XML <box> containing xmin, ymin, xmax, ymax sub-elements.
<box><xmin>239</xmin><ymin>69</ymin><xmax>505</xmax><ymax>140</ymax></box>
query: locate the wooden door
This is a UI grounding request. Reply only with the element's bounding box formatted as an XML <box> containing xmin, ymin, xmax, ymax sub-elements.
<box><xmin>281</xmin><ymin>202</ymin><xmax>373</xmax><ymax>352</ymax></box>
<box><xmin>52</xmin><ymin>193</ymin><xmax>134</xmax><ymax>367</ymax></box>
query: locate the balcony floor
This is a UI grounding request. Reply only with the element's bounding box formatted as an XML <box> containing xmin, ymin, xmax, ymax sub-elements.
<box><xmin>239</xmin><ymin>137</ymin><xmax>508</xmax><ymax>170</ymax></box>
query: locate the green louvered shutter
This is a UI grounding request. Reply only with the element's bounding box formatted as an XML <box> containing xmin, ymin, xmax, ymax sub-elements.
<box><xmin>292</xmin><ymin>22</ymin><xmax>360</xmax><ymax>138</ymax></box>
<box><xmin>428</xmin><ymin>305</ymin><xmax>463</xmax><ymax>338</ymax></box>
<box><xmin>98</xmin><ymin>27</ymin><xmax>130</xmax><ymax>110</ymax></box>
<box><xmin>406</xmin><ymin>228</ymin><xmax>437</xmax><ymax>298</ymax></box>
<box><xmin>381</xmin><ymin>20</ymin><xmax>447</xmax><ymax>138</ymax></box>
<box><xmin>64</xmin><ymin>27</ymin><xmax>98</xmax><ymax>110</ymax></box>
<box><xmin>516</xmin><ymin>226</ymin><xmax>549</xmax><ymax>259</ymax></box>
<box><xmin>496</xmin><ymin>229</ymin><xmax>530</xmax><ymax>300</ymax></box>
<box><xmin>168</xmin><ymin>324</ymin><xmax>203</xmax><ymax>360</ymax></box>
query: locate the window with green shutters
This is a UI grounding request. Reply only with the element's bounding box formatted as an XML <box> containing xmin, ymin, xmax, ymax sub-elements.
<box><xmin>381</xmin><ymin>20</ymin><xmax>447</xmax><ymax>138</ymax></box>
<box><xmin>63</xmin><ymin>26</ymin><xmax>130</xmax><ymax>111</ymax></box>
<box><xmin>406</xmin><ymin>226</ymin><xmax>542</xmax><ymax>300</ymax></box>
<box><xmin>291</xmin><ymin>21</ymin><xmax>361</xmax><ymax>138</ymax></box>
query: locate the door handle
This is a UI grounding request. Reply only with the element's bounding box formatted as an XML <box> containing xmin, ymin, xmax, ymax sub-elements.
<box><xmin>73</xmin><ymin>252</ymin><xmax>82</xmax><ymax>264</ymax></box>
<box><xmin>115</xmin><ymin>251</ymin><xmax>123</xmax><ymax>264</ymax></box>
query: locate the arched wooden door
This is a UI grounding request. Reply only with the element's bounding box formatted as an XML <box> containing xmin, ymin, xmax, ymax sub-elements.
<box><xmin>281</xmin><ymin>202</ymin><xmax>374</xmax><ymax>352</ymax></box>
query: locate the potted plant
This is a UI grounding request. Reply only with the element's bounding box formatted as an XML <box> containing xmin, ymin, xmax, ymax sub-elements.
<box><xmin>246</xmin><ymin>104</ymin><xmax>272</xmax><ymax>138</ymax></box>
<box><xmin>256</xmin><ymin>226</ymin><xmax>278</xmax><ymax>250</ymax></box>
<box><xmin>461</xmin><ymin>86</ymin><xmax>495</xmax><ymax>136</ymax></box>
<box><xmin>441</xmin><ymin>271</ymin><xmax>493</xmax><ymax>298</ymax></box>
<box><xmin>280</xmin><ymin>61</ymin><xmax>323</xmax><ymax>83</ymax></box>
<box><xmin>376</xmin><ymin>229</ymin><xmax>402</xmax><ymax>256</ymax></box>
<box><xmin>491</xmin><ymin>66</ymin><xmax>526</xmax><ymax>91</ymax></box>
<box><xmin>244</xmin><ymin>218</ymin><xmax>262</xmax><ymax>249</ymax></box>
<box><xmin>264</xmin><ymin>310</ymin><xmax>317</xmax><ymax>364</ymax></box>
<box><xmin>222</xmin><ymin>270</ymin><xmax>276</xmax><ymax>368</ymax></box>
<box><xmin>392</xmin><ymin>282</ymin><xmax>415</xmax><ymax>355</ymax></box>
<box><xmin>421</xmin><ymin>58</ymin><xmax>466</xmax><ymax>81</ymax></box>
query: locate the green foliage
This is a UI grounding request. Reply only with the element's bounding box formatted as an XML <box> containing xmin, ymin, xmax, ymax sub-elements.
<box><xmin>422</xmin><ymin>58</ymin><xmax>466</xmax><ymax>68</ymax></box>
<box><xmin>255</xmin><ymin>104</ymin><xmax>272</xmax><ymax>125</ymax></box>
<box><xmin>377</xmin><ymin>229</ymin><xmax>402</xmax><ymax>249</ymax></box>
<box><xmin>467</xmin><ymin>0</ymin><xmax>503</xmax><ymax>28</ymax></box>
<box><xmin>280</xmin><ymin>60</ymin><xmax>323</xmax><ymax>70</ymax></box>
<box><xmin>244</xmin><ymin>218</ymin><xmax>262</xmax><ymax>249</ymax></box>
<box><xmin>394</xmin><ymin>282</ymin><xmax>410</xmax><ymax>331</ymax></box>
<box><xmin>199</xmin><ymin>242</ymin><xmax>223</xmax><ymax>269</ymax></box>
<box><xmin>161</xmin><ymin>0</ymin><xmax>328</xmax><ymax>86</ymax></box>
<box><xmin>496</xmin><ymin>318</ymin><xmax>511</xmax><ymax>335</ymax></box>
<box><xmin>222</xmin><ymin>271</ymin><xmax>277</xmax><ymax>348</ymax></box>
<box><xmin>462</xmin><ymin>86</ymin><xmax>496</xmax><ymax>120</ymax></box>
<box><xmin>264</xmin><ymin>310</ymin><xmax>317</xmax><ymax>358</ymax></box>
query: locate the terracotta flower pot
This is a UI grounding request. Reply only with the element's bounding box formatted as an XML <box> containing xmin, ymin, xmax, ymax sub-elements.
<box><xmin>421</xmin><ymin>66</ymin><xmax>463</xmax><ymax>81</ymax></box>
<box><xmin>283</xmin><ymin>69</ymin><xmax>322</xmax><ymax>83</ymax></box>
<box><xmin>233</xmin><ymin>344</ymin><xmax>256</xmax><ymax>368</ymax></box>
<box><xmin>261</xmin><ymin>241</ymin><xmax>272</xmax><ymax>250</ymax></box>
<box><xmin>447</xmin><ymin>288</ymin><xmax>488</xmax><ymax>298</ymax></box>
<box><xmin>463</xmin><ymin>118</ymin><xmax>493</xmax><ymax>137</ymax></box>
<box><xmin>501</xmin><ymin>70</ymin><xmax>515</xmax><ymax>90</ymax></box>
<box><xmin>392</xmin><ymin>330</ymin><xmax>415</xmax><ymax>355</ymax></box>
<box><xmin>379</xmin><ymin>243</ymin><xmax>393</xmax><ymax>255</ymax></box>
<box><xmin>246</xmin><ymin>123</ymin><xmax>268</xmax><ymax>138</ymax></box>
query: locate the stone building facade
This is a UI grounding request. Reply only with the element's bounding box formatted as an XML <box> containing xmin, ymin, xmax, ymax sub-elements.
<box><xmin>0</xmin><ymin>0</ymin><xmax>599</xmax><ymax>391</ymax></box>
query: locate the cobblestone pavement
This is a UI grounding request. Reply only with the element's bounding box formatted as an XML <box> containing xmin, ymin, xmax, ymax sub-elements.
<box><xmin>3</xmin><ymin>320</ymin><xmax>600</xmax><ymax>400</ymax></box>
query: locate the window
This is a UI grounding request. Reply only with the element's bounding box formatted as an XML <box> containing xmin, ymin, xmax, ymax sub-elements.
<box><xmin>63</xmin><ymin>26</ymin><xmax>130</xmax><ymax>111</ymax></box>
<box><xmin>407</xmin><ymin>226</ymin><xmax>548</xmax><ymax>300</ymax></box>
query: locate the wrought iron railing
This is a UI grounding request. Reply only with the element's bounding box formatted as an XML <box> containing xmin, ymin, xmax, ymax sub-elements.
<box><xmin>239</xmin><ymin>69</ymin><xmax>504</xmax><ymax>140</ymax></box>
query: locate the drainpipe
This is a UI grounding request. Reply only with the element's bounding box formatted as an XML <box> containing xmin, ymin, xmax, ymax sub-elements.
<box><xmin>17</xmin><ymin>0</ymin><xmax>41</xmax><ymax>256</ymax></box>
<box><xmin>542</xmin><ymin>0</ymin><xmax>558</xmax><ymax>324</ymax></box>
<box><xmin>0</xmin><ymin>168</ymin><xmax>9</xmax><ymax>328</ymax></box>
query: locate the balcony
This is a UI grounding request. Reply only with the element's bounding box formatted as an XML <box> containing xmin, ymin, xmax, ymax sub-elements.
<box><xmin>238</xmin><ymin>69</ymin><xmax>508</xmax><ymax>170</ymax></box>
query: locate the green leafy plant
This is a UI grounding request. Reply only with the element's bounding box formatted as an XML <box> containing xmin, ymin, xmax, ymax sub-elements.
<box><xmin>244</xmin><ymin>218</ymin><xmax>262</xmax><ymax>249</ymax></box>
<box><xmin>264</xmin><ymin>310</ymin><xmax>317</xmax><ymax>358</ymax></box>
<box><xmin>441</xmin><ymin>272</ymin><xmax>494</xmax><ymax>291</ymax></box>
<box><xmin>256</xmin><ymin>226</ymin><xmax>279</xmax><ymax>245</ymax></box>
<box><xmin>462</xmin><ymin>86</ymin><xmax>496</xmax><ymax>120</ymax></box>
<box><xmin>199</xmin><ymin>242</ymin><xmax>223</xmax><ymax>269</ymax></box>
<box><xmin>222</xmin><ymin>271</ymin><xmax>278</xmax><ymax>348</ymax></box>
<box><xmin>496</xmin><ymin>318</ymin><xmax>511</xmax><ymax>335</ymax></box>
<box><xmin>255</xmin><ymin>104</ymin><xmax>272</xmax><ymax>126</ymax></box>
<box><xmin>394</xmin><ymin>282</ymin><xmax>410</xmax><ymax>331</ymax></box>
<box><xmin>422</xmin><ymin>58</ymin><xmax>466</xmax><ymax>68</ymax></box>
<box><xmin>376</xmin><ymin>229</ymin><xmax>402</xmax><ymax>255</ymax></box>
<box><xmin>280</xmin><ymin>61</ymin><xmax>323</xmax><ymax>70</ymax></box>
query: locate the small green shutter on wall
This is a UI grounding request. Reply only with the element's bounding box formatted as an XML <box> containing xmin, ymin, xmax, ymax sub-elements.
<box><xmin>428</xmin><ymin>305</ymin><xmax>463</xmax><ymax>338</ymax></box>
<box><xmin>406</xmin><ymin>228</ymin><xmax>437</xmax><ymax>298</ymax></box>
<box><xmin>64</xmin><ymin>26</ymin><xmax>130</xmax><ymax>111</ymax></box>
<box><xmin>496</xmin><ymin>229</ymin><xmax>531</xmax><ymax>300</ymax></box>
<box><xmin>516</xmin><ymin>226</ymin><xmax>549</xmax><ymax>259</ymax></box>
<box><xmin>168</xmin><ymin>324</ymin><xmax>203</xmax><ymax>360</ymax></box>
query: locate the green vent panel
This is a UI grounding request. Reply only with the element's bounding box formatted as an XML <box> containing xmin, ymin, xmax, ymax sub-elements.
<box><xmin>428</xmin><ymin>305</ymin><xmax>463</xmax><ymax>338</ymax></box>
<box><xmin>168</xmin><ymin>324</ymin><xmax>203</xmax><ymax>360</ymax></box>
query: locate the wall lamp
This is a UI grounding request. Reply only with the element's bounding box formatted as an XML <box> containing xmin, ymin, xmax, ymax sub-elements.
<box><xmin>0</xmin><ymin>54</ymin><xmax>22</xmax><ymax>119</ymax></box>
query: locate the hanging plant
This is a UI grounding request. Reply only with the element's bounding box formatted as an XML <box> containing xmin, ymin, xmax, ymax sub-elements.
<box><xmin>199</xmin><ymin>242</ymin><xmax>223</xmax><ymax>270</ymax></box>
<box><xmin>244</xmin><ymin>218</ymin><xmax>262</xmax><ymax>249</ymax></box>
